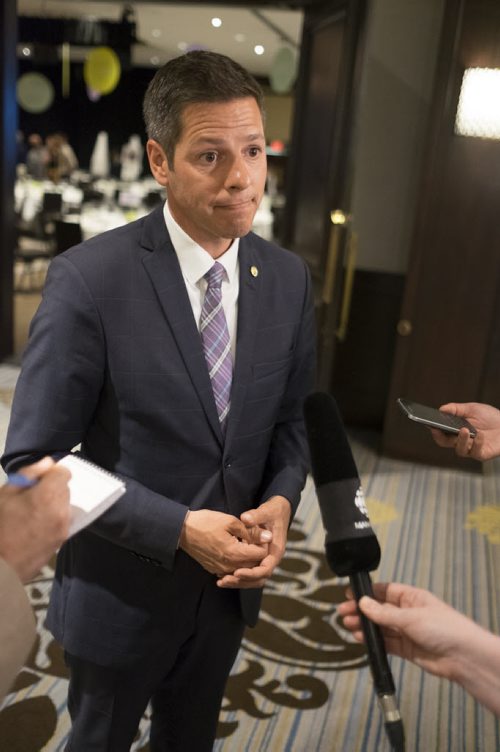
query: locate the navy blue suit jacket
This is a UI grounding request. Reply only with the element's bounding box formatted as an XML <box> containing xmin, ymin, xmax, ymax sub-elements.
<box><xmin>2</xmin><ymin>205</ymin><xmax>316</xmax><ymax>668</ymax></box>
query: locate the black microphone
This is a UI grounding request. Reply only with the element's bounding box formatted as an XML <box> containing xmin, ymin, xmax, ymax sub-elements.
<box><xmin>304</xmin><ymin>392</ymin><xmax>405</xmax><ymax>752</ymax></box>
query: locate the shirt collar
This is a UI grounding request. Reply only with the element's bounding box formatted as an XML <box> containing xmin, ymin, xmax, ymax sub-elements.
<box><xmin>163</xmin><ymin>201</ymin><xmax>239</xmax><ymax>286</ymax></box>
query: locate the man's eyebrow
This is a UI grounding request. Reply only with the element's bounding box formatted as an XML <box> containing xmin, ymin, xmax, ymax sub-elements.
<box><xmin>245</xmin><ymin>133</ymin><xmax>266</xmax><ymax>142</ymax></box>
<box><xmin>191</xmin><ymin>133</ymin><xmax>265</xmax><ymax>147</ymax></box>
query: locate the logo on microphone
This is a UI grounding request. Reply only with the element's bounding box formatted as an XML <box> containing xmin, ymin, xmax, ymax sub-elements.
<box><xmin>355</xmin><ymin>486</ymin><xmax>368</xmax><ymax>517</ymax></box>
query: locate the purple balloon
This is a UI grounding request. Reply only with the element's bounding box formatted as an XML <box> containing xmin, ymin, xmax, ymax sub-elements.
<box><xmin>87</xmin><ymin>87</ymin><xmax>101</xmax><ymax>102</ymax></box>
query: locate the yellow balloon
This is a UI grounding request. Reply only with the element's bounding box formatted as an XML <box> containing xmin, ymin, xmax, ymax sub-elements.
<box><xmin>84</xmin><ymin>47</ymin><xmax>121</xmax><ymax>95</ymax></box>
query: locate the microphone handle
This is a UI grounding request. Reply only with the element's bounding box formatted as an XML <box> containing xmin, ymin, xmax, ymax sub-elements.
<box><xmin>350</xmin><ymin>571</ymin><xmax>405</xmax><ymax>751</ymax></box>
<box><xmin>349</xmin><ymin>570</ymin><xmax>395</xmax><ymax>696</ymax></box>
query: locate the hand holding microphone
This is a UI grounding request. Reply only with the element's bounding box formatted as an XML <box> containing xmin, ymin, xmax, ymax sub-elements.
<box><xmin>339</xmin><ymin>581</ymin><xmax>500</xmax><ymax>718</ymax></box>
<box><xmin>304</xmin><ymin>392</ymin><xmax>405</xmax><ymax>752</ymax></box>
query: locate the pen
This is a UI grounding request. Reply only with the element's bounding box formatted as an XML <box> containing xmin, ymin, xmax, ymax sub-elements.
<box><xmin>7</xmin><ymin>473</ymin><xmax>37</xmax><ymax>488</ymax></box>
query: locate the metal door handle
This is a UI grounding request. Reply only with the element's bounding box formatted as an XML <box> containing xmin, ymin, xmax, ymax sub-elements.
<box><xmin>397</xmin><ymin>319</ymin><xmax>412</xmax><ymax>336</ymax></box>
<box><xmin>322</xmin><ymin>209</ymin><xmax>348</xmax><ymax>305</ymax></box>
<box><xmin>336</xmin><ymin>230</ymin><xmax>358</xmax><ymax>341</ymax></box>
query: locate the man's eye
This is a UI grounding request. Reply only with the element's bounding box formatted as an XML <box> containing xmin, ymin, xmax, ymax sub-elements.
<box><xmin>248</xmin><ymin>147</ymin><xmax>262</xmax><ymax>158</ymax></box>
<box><xmin>202</xmin><ymin>152</ymin><xmax>217</xmax><ymax>163</ymax></box>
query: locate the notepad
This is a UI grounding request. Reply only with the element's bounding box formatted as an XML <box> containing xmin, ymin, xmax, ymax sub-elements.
<box><xmin>58</xmin><ymin>454</ymin><xmax>126</xmax><ymax>537</ymax></box>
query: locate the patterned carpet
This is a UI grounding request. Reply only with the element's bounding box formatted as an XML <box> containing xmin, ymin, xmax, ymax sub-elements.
<box><xmin>1</xmin><ymin>364</ymin><xmax>499</xmax><ymax>751</ymax></box>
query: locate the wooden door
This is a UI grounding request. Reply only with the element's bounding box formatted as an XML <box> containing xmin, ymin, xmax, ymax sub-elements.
<box><xmin>283</xmin><ymin>0</ymin><xmax>367</xmax><ymax>388</ymax></box>
<box><xmin>382</xmin><ymin>0</ymin><xmax>500</xmax><ymax>468</ymax></box>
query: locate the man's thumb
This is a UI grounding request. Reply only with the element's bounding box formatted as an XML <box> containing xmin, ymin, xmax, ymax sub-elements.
<box><xmin>245</xmin><ymin>524</ymin><xmax>272</xmax><ymax>544</ymax></box>
<box><xmin>241</xmin><ymin>509</ymin><xmax>274</xmax><ymax>543</ymax></box>
<box><xmin>241</xmin><ymin>510</ymin><xmax>258</xmax><ymax>526</ymax></box>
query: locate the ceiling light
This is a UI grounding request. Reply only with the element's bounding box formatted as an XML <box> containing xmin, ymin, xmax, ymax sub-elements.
<box><xmin>178</xmin><ymin>41</ymin><xmax>188</xmax><ymax>52</ymax></box>
<box><xmin>150</xmin><ymin>56</ymin><xmax>160</xmax><ymax>66</ymax></box>
<box><xmin>151</xmin><ymin>29</ymin><xmax>161</xmax><ymax>38</ymax></box>
<box><xmin>211</xmin><ymin>17</ymin><xmax>222</xmax><ymax>28</ymax></box>
<box><xmin>22</xmin><ymin>46</ymin><xmax>31</xmax><ymax>57</ymax></box>
<box><xmin>455</xmin><ymin>67</ymin><xmax>500</xmax><ymax>139</ymax></box>
<box><xmin>254</xmin><ymin>45</ymin><xmax>265</xmax><ymax>56</ymax></box>
<box><xmin>234</xmin><ymin>33</ymin><xmax>245</xmax><ymax>43</ymax></box>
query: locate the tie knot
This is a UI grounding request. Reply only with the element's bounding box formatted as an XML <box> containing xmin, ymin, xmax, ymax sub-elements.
<box><xmin>204</xmin><ymin>261</ymin><xmax>225</xmax><ymax>290</ymax></box>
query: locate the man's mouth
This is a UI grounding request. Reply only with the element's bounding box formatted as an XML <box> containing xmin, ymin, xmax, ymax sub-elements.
<box><xmin>216</xmin><ymin>199</ymin><xmax>254</xmax><ymax>210</ymax></box>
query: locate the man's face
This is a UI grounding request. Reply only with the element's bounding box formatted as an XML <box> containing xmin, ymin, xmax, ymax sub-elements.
<box><xmin>147</xmin><ymin>97</ymin><xmax>267</xmax><ymax>257</ymax></box>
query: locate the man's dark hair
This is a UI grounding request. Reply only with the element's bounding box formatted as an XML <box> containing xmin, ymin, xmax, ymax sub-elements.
<box><xmin>143</xmin><ymin>50</ymin><xmax>265</xmax><ymax>167</ymax></box>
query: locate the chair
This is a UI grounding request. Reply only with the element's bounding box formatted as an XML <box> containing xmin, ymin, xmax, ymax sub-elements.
<box><xmin>41</xmin><ymin>192</ymin><xmax>63</xmax><ymax>217</ymax></box>
<box><xmin>39</xmin><ymin>191</ymin><xmax>64</xmax><ymax>247</ymax></box>
<box><xmin>14</xmin><ymin>202</ymin><xmax>57</xmax><ymax>292</ymax></box>
<box><xmin>14</xmin><ymin>231</ymin><xmax>53</xmax><ymax>292</ymax></box>
<box><xmin>54</xmin><ymin>220</ymin><xmax>83</xmax><ymax>255</ymax></box>
<box><xmin>143</xmin><ymin>190</ymin><xmax>163</xmax><ymax>210</ymax></box>
<box><xmin>82</xmin><ymin>188</ymin><xmax>105</xmax><ymax>205</ymax></box>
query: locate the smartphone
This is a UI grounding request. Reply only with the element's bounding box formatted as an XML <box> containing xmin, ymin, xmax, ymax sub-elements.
<box><xmin>397</xmin><ymin>398</ymin><xmax>477</xmax><ymax>437</ymax></box>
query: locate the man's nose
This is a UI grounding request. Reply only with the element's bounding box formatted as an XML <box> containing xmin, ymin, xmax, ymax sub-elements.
<box><xmin>224</xmin><ymin>155</ymin><xmax>251</xmax><ymax>191</ymax></box>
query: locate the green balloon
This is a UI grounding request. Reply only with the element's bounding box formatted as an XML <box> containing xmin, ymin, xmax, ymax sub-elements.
<box><xmin>17</xmin><ymin>73</ymin><xmax>55</xmax><ymax>114</ymax></box>
<box><xmin>270</xmin><ymin>47</ymin><xmax>297</xmax><ymax>94</ymax></box>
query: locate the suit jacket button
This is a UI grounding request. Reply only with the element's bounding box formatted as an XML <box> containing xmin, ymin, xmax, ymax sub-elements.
<box><xmin>224</xmin><ymin>460</ymin><xmax>232</xmax><ymax>469</ymax></box>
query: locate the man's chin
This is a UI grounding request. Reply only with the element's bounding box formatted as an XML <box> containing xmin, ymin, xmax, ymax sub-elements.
<box><xmin>223</xmin><ymin>214</ymin><xmax>257</xmax><ymax>239</ymax></box>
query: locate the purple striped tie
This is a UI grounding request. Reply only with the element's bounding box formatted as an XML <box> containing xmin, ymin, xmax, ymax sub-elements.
<box><xmin>200</xmin><ymin>262</ymin><xmax>233</xmax><ymax>432</ymax></box>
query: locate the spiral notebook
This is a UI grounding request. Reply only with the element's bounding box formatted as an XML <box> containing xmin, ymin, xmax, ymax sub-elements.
<box><xmin>58</xmin><ymin>454</ymin><xmax>126</xmax><ymax>537</ymax></box>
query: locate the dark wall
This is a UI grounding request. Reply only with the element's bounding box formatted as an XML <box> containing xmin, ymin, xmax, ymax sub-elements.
<box><xmin>382</xmin><ymin>0</ymin><xmax>500</xmax><ymax>468</ymax></box>
<box><xmin>332</xmin><ymin>270</ymin><xmax>405</xmax><ymax>430</ymax></box>
<box><xmin>18</xmin><ymin>58</ymin><xmax>154</xmax><ymax>169</ymax></box>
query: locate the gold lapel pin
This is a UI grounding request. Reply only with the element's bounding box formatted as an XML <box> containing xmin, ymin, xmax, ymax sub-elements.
<box><xmin>250</xmin><ymin>265</ymin><xmax>259</xmax><ymax>278</ymax></box>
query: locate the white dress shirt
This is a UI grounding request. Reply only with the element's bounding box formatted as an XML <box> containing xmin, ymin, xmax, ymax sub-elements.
<box><xmin>163</xmin><ymin>202</ymin><xmax>239</xmax><ymax>362</ymax></box>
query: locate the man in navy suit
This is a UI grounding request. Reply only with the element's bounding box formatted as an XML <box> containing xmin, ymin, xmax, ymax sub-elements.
<box><xmin>2</xmin><ymin>51</ymin><xmax>316</xmax><ymax>750</ymax></box>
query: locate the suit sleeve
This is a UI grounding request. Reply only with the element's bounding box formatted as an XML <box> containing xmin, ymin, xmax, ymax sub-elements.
<box><xmin>0</xmin><ymin>559</ymin><xmax>35</xmax><ymax>702</ymax></box>
<box><xmin>258</xmin><ymin>258</ymin><xmax>316</xmax><ymax>514</ymax></box>
<box><xmin>2</xmin><ymin>256</ymin><xmax>187</xmax><ymax>569</ymax></box>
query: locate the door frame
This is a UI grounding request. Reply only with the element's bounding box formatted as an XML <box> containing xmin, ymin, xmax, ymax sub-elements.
<box><xmin>282</xmin><ymin>0</ymin><xmax>367</xmax><ymax>389</ymax></box>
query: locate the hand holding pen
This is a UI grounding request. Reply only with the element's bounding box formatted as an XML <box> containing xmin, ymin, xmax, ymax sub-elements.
<box><xmin>7</xmin><ymin>472</ymin><xmax>38</xmax><ymax>488</ymax></box>
<box><xmin>1</xmin><ymin>457</ymin><xmax>71</xmax><ymax>582</ymax></box>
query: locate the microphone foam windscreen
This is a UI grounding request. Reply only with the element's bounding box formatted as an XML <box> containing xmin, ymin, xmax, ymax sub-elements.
<box><xmin>303</xmin><ymin>392</ymin><xmax>358</xmax><ymax>485</ymax></box>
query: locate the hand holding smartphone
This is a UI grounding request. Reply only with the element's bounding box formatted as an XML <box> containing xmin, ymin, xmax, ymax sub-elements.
<box><xmin>397</xmin><ymin>398</ymin><xmax>477</xmax><ymax>437</ymax></box>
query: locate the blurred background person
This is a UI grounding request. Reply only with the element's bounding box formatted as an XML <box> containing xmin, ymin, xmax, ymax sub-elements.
<box><xmin>56</xmin><ymin>132</ymin><xmax>79</xmax><ymax>174</ymax></box>
<box><xmin>45</xmin><ymin>133</ymin><xmax>76</xmax><ymax>182</ymax></box>
<box><xmin>25</xmin><ymin>133</ymin><xmax>49</xmax><ymax>180</ymax></box>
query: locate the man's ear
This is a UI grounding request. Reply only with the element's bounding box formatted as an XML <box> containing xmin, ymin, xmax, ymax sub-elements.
<box><xmin>146</xmin><ymin>139</ymin><xmax>170</xmax><ymax>186</ymax></box>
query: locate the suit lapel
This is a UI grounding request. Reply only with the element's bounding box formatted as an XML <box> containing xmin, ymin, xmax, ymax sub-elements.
<box><xmin>140</xmin><ymin>208</ymin><xmax>223</xmax><ymax>443</ymax></box>
<box><xmin>225</xmin><ymin>237</ymin><xmax>262</xmax><ymax>447</ymax></box>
